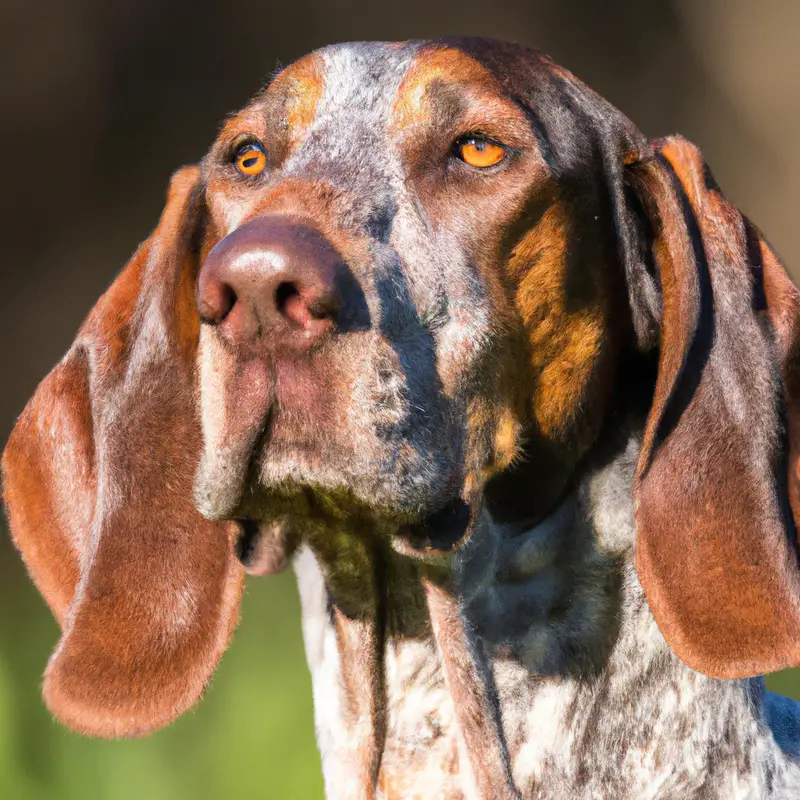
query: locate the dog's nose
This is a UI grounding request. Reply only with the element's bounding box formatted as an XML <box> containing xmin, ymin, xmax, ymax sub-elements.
<box><xmin>196</xmin><ymin>216</ymin><xmax>347</xmax><ymax>349</ymax></box>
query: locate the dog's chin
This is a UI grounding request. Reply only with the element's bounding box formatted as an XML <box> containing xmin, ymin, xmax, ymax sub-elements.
<box><xmin>198</xmin><ymin>435</ymin><xmax>472</xmax><ymax>559</ymax></box>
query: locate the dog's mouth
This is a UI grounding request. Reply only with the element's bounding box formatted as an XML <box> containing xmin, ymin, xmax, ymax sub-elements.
<box><xmin>197</xmin><ymin>341</ymin><xmax>472</xmax><ymax>562</ymax></box>
<box><xmin>395</xmin><ymin>497</ymin><xmax>473</xmax><ymax>554</ymax></box>
<box><xmin>232</xmin><ymin>492</ymin><xmax>475</xmax><ymax>575</ymax></box>
<box><xmin>203</xmin><ymin>399</ymin><xmax>469</xmax><ymax>540</ymax></box>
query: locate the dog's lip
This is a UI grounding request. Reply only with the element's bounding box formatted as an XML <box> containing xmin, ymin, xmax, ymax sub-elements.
<box><xmin>234</xmin><ymin>518</ymin><xmax>298</xmax><ymax>576</ymax></box>
<box><xmin>266</xmin><ymin>437</ymin><xmax>321</xmax><ymax>453</ymax></box>
<box><xmin>230</xmin><ymin>489</ymin><xmax>472</xmax><ymax>560</ymax></box>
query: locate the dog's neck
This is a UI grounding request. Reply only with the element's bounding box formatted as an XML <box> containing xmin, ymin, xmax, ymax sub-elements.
<box><xmin>293</xmin><ymin>434</ymin><xmax>800</xmax><ymax>799</ymax></box>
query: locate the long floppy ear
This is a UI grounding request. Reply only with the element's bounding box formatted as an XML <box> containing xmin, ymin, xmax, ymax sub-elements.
<box><xmin>2</xmin><ymin>168</ymin><xmax>244</xmax><ymax>737</ymax></box>
<box><xmin>625</xmin><ymin>137</ymin><xmax>800</xmax><ymax>679</ymax></box>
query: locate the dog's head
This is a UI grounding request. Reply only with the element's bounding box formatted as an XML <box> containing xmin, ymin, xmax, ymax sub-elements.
<box><xmin>5</xmin><ymin>39</ymin><xmax>800</xmax><ymax>738</ymax></box>
<box><xmin>194</xmin><ymin>40</ymin><xmax>647</xmax><ymax>543</ymax></box>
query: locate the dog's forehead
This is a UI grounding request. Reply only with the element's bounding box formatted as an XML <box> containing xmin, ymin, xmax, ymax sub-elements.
<box><xmin>259</xmin><ymin>40</ymin><xmax>510</xmax><ymax>138</ymax></box>
<box><xmin>311</xmin><ymin>41</ymin><xmax>417</xmax><ymax>113</ymax></box>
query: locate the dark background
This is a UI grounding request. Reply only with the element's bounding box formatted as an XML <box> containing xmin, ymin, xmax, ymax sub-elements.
<box><xmin>1</xmin><ymin>1</ymin><xmax>799</xmax><ymax>797</ymax></box>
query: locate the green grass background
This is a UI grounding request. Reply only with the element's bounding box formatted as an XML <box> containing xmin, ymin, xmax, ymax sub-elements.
<box><xmin>1</xmin><ymin>526</ymin><xmax>798</xmax><ymax>800</ymax></box>
<box><xmin>0</xmin><ymin>530</ymin><xmax>323</xmax><ymax>800</ymax></box>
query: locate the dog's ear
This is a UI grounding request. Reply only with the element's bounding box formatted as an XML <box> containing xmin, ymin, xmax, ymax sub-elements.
<box><xmin>2</xmin><ymin>167</ymin><xmax>244</xmax><ymax>737</ymax></box>
<box><xmin>624</xmin><ymin>137</ymin><xmax>800</xmax><ymax>679</ymax></box>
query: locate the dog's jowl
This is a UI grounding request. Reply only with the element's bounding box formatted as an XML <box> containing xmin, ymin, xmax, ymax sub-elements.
<box><xmin>5</xmin><ymin>39</ymin><xmax>800</xmax><ymax>799</ymax></box>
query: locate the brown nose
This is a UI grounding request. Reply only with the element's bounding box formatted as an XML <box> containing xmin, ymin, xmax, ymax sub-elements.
<box><xmin>197</xmin><ymin>216</ymin><xmax>358</xmax><ymax>350</ymax></box>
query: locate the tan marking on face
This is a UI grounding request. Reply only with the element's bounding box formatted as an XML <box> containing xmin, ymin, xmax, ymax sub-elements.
<box><xmin>509</xmin><ymin>202</ymin><xmax>610</xmax><ymax>443</ymax></box>
<box><xmin>463</xmin><ymin>400</ymin><xmax>494</xmax><ymax>498</ymax></box>
<box><xmin>267</xmin><ymin>53</ymin><xmax>326</xmax><ymax>150</ymax></box>
<box><xmin>215</xmin><ymin>106</ymin><xmax>266</xmax><ymax>150</ymax></box>
<box><xmin>394</xmin><ymin>47</ymin><xmax>522</xmax><ymax>138</ymax></box>
<box><xmin>462</xmin><ymin>400</ymin><xmax>522</xmax><ymax>499</ymax></box>
<box><xmin>493</xmin><ymin>408</ymin><xmax>521</xmax><ymax>469</ymax></box>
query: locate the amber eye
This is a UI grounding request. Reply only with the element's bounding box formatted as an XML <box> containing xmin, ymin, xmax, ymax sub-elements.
<box><xmin>234</xmin><ymin>143</ymin><xmax>267</xmax><ymax>176</ymax></box>
<box><xmin>455</xmin><ymin>136</ymin><xmax>506</xmax><ymax>168</ymax></box>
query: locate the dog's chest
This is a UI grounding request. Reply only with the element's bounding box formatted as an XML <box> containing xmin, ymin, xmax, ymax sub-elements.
<box><xmin>292</xmin><ymin>434</ymin><xmax>800</xmax><ymax>800</ymax></box>
<box><xmin>297</xmin><ymin>549</ymin><xmax>800</xmax><ymax>800</ymax></box>
<box><xmin>377</xmin><ymin>638</ymin><xmax>464</xmax><ymax>799</ymax></box>
<box><xmin>295</xmin><ymin>545</ymin><xmax>467</xmax><ymax>798</ymax></box>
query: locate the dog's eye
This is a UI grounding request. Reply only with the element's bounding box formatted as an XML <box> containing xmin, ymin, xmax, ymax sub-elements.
<box><xmin>454</xmin><ymin>135</ymin><xmax>506</xmax><ymax>168</ymax></box>
<box><xmin>234</xmin><ymin>143</ymin><xmax>267</xmax><ymax>176</ymax></box>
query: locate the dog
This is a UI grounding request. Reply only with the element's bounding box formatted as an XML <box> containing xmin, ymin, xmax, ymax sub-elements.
<box><xmin>5</xmin><ymin>37</ymin><xmax>800</xmax><ymax>799</ymax></box>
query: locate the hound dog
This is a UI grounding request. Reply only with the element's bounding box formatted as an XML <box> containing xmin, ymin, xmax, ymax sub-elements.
<box><xmin>5</xmin><ymin>38</ymin><xmax>800</xmax><ymax>799</ymax></box>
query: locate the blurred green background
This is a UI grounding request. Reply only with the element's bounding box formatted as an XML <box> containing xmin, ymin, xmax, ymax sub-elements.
<box><xmin>2</xmin><ymin>0</ymin><xmax>800</xmax><ymax>797</ymax></box>
<box><xmin>0</xmin><ymin>531</ymin><xmax>323</xmax><ymax>799</ymax></box>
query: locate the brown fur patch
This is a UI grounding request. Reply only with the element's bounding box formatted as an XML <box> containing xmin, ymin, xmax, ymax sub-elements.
<box><xmin>268</xmin><ymin>53</ymin><xmax>326</xmax><ymax>151</ymax></box>
<box><xmin>633</xmin><ymin>136</ymin><xmax>800</xmax><ymax>678</ymax></box>
<box><xmin>394</xmin><ymin>47</ymin><xmax>503</xmax><ymax>130</ymax></box>
<box><xmin>508</xmin><ymin>201</ymin><xmax>613</xmax><ymax>449</ymax></box>
<box><xmin>3</xmin><ymin>166</ymin><xmax>245</xmax><ymax>738</ymax></box>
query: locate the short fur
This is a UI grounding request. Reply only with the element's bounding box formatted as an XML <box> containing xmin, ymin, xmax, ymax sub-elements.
<box><xmin>4</xmin><ymin>38</ymin><xmax>800</xmax><ymax>798</ymax></box>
